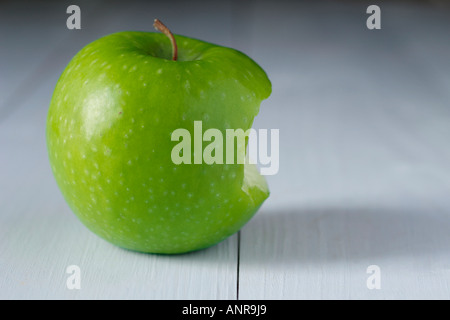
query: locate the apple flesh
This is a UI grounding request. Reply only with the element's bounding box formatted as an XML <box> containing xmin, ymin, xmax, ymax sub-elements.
<box><xmin>46</xmin><ymin>31</ymin><xmax>271</xmax><ymax>254</ymax></box>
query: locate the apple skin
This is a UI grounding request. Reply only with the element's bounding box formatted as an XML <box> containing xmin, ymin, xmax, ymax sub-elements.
<box><xmin>46</xmin><ymin>31</ymin><xmax>271</xmax><ymax>254</ymax></box>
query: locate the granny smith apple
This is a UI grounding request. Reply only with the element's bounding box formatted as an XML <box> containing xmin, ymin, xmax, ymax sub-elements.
<box><xmin>46</xmin><ymin>20</ymin><xmax>271</xmax><ymax>254</ymax></box>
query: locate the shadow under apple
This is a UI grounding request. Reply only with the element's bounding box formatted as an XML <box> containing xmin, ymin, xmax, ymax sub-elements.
<box><xmin>239</xmin><ymin>205</ymin><xmax>450</xmax><ymax>266</ymax></box>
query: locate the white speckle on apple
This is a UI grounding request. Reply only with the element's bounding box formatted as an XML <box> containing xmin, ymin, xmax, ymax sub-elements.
<box><xmin>122</xmin><ymin>65</ymin><xmax>128</xmax><ymax>70</ymax></box>
<box><xmin>104</xmin><ymin>148</ymin><xmax>111</xmax><ymax>156</ymax></box>
<box><xmin>157</xmin><ymin>68</ymin><xmax>163</xmax><ymax>74</ymax></box>
<box><xmin>127</xmin><ymin>160</ymin><xmax>132</xmax><ymax>165</ymax></box>
<box><xmin>130</xmin><ymin>65</ymin><xmax>137</xmax><ymax>72</ymax></box>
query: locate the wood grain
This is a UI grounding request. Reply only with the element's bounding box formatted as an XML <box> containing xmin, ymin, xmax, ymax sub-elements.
<box><xmin>238</xmin><ymin>1</ymin><xmax>450</xmax><ymax>299</ymax></box>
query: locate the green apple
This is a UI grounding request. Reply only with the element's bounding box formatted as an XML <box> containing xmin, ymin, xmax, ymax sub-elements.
<box><xmin>46</xmin><ymin>21</ymin><xmax>271</xmax><ymax>254</ymax></box>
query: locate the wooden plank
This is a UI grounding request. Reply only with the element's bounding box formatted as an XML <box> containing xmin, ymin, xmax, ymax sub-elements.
<box><xmin>0</xmin><ymin>1</ymin><xmax>239</xmax><ymax>299</ymax></box>
<box><xmin>238</xmin><ymin>1</ymin><xmax>450</xmax><ymax>299</ymax></box>
<box><xmin>0</xmin><ymin>0</ymin><xmax>107</xmax><ymax>120</ymax></box>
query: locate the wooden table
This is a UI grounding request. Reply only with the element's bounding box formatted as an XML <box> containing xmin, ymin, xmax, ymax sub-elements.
<box><xmin>1</xmin><ymin>0</ymin><xmax>450</xmax><ymax>299</ymax></box>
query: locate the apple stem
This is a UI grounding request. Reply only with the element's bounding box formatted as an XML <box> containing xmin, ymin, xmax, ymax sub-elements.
<box><xmin>153</xmin><ymin>19</ymin><xmax>178</xmax><ymax>61</ymax></box>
